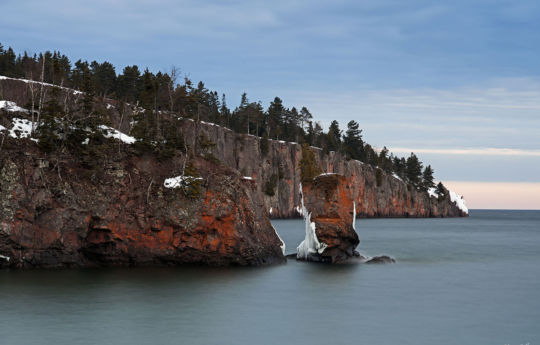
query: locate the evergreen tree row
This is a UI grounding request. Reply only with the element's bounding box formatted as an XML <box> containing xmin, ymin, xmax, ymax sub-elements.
<box><xmin>0</xmin><ymin>43</ymin><xmax>443</xmax><ymax>194</ymax></box>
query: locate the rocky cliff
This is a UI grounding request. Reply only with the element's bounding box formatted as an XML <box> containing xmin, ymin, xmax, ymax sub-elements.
<box><xmin>0</xmin><ymin>141</ymin><xmax>285</xmax><ymax>268</ymax></box>
<box><xmin>0</xmin><ymin>77</ymin><xmax>468</xmax><ymax>220</ymax></box>
<box><xmin>178</xmin><ymin>119</ymin><xmax>468</xmax><ymax>219</ymax></box>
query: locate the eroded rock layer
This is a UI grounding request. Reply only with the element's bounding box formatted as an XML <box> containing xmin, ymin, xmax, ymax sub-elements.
<box><xmin>0</xmin><ymin>142</ymin><xmax>285</xmax><ymax>268</ymax></box>
<box><xmin>301</xmin><ymin>174</ymin><xmax>360</xmax><ymax>263</ymax></box>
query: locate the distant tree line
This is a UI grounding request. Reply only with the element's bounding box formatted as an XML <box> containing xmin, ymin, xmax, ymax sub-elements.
<box><xmin>0</xmin><ymin>43</ymin><xmax>444</xmax><ymax>193</ymax></box>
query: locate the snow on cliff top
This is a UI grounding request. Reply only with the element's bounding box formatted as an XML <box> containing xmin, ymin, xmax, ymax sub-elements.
<box><xmin>0</xmin><ymin>75</ymin><xmax>82</xmax><ymax>95</ymax></box>
<box><xmin>1</xmin><ymin>117</ymin><xmax>135</xmax><ymax>145</ymax></box>
<box><xmin>99</xmin><ymin>125</ymin><xmax>136</xmax><ymax>144</ymax></box>
<box><xmin>428</xmin><ymin>187</ymin><xmax>468</xmax><ymax>214</ymax></box>
<box><xmin>164</xmin><ymin>175</ymin><xmax>203</xmax><ymax>189</ymax></box>
<box><xmin>0</xmin><ymin>100</ymin><xmax>28</xmax><ymax>113</ymax></box>
<box><xmin>7</xmin><ymin>118</ymin><xmax>33</xmax><ymax>139</ymax></box>
<box><xmin>449</xmin><ymin>190</ymin><xmax>468</xmax><ymax>214</ymax></box>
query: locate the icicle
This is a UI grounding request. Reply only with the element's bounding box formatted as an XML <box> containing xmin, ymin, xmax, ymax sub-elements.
<box><xmin>296</xmin><ymin>183</ymin><xmax>327</xmax><ymax>260</ymax></box>
<box><xmin>272</xmin><ymin>225</ymin><xmax>286</xmax><ymax>255</ymax></box>
<box><xmin>352</xmin><ymin>201</ymin><xmax>356</xmax><ymax>231</ymax></box>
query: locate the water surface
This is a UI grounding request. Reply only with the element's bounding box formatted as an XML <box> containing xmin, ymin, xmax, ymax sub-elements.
<box><xmin>1</xmin><ymin>210</ymin><xmax>539</xmax><ymax>345</ymax></box>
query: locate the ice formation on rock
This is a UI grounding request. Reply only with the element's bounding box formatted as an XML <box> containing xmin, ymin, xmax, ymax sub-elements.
<box><xmin>296</xmin><ymin>183</ymin><xmax>327</xmax><ymax>260</ymax></box>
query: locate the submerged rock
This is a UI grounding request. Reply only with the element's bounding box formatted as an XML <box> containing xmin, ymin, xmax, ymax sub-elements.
<box><xmin>365</xmin><ymin>255</ymin><xmax>396</xmax><ymax>264</ymax></box>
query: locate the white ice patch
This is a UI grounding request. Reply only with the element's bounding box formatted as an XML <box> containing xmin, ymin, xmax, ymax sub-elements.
<box><xmin>8</xmin><ymin>118</ymin><xmax>33</xmax><ymax>138</ymax></box>
<box><xmin>0</xmin><ymin>100</ymin><xmax>28</xmax><ymax>113</ymax></box>
<box><xmin>296</xmin><ymin>183</ymin><xmax>328</xmax><ymax>259</ymax></box>
<box><xmin>428</xmin><ymin>187</ymin><xmax>438</xmax><ymax>198</ymax></box>
<box><xmin>0</xmin><ymin>254</ymin><xmax>10</xmax><ymax>262</ymax></box>
<box><xmin>269</xmin><ymin>207</ymin><xmax>273</xmax><ymax>215</ymax></box>
<box><xmin>352</xmin><ymin>201</ymin><xmax>356</xmax><ymax>231</ymax></box>
<box><xmin>271</xmin><ymin>224</ymin><xmax>286</xmax><ymax>255</ymax></box>
<box><xmin>163</xmin><ymin>175</ymin><xmax>203</xmax><ymax>189</ymax></box>
<box><xmin>449</xmin><ymin>190</ymin><xmax>469</xmax><ymax>214</ymax></box>
<box><xmin>295</xmin><ymin>205</ymin><xmax>303</xmax><ymax>216</ymax></box>
<box><xmin>316</xmin><ymin>172</ymin><xmax>336</xmax><ymax>178</ymax></box>
<box><xmin>99</xmin><ymin>125</ymin><xmax>136</xmax><ymax>144</ymax></box>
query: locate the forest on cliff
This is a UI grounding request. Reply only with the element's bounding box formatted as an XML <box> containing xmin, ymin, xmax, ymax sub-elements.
<box><xmin>0</xmin><ymin>43</ymin><xmax>448</xmax><ymax>197</ymax></box>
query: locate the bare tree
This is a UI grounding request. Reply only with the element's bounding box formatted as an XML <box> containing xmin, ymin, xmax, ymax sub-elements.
<box><xmin>26</xmin><ymin>72</ymin><xmax>39</xmax><ymax>134</ymax></box>
<box><xmin>167</xmin><ymin>66</ymin><xmax>179</xmax><ymax>113</ymax></box>
<box><xmin>37</xmin><ymin>55</ymin><xmax>47</xmax><ymax>127</ymax></box>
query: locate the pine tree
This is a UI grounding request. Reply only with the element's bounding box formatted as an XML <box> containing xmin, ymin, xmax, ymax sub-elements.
<box><xmin>299</xmin><ymin>143</ymin><xmax>321</xmax><ymax>182</ymax></box>
<box><xmin>267</xmin><ymin>97</ymin><xmax>284</xmax><ymax>139</ymax></box>
<box><xmin>436</xmin><ymin>182</ymin><xmax>447</xmax><ymax>199</ymax></box>
<box><xmin>343</xmin><ymin>120</ymin><xmax>363</xmax><ymax>160</ymax></box>
<box><xmin>327</xmin><ymin>120</ymin><xmax>342</xmax><ymax>152</ymax></box>
<box><xmin>422</xmin><ymin>165</ymin><xmax>435</xmax><ymax>191</ymax></box>
<box><xmin>406</xmin><ymin>153</ymin><xmax>423</xmax><ymax>188</ymax></box>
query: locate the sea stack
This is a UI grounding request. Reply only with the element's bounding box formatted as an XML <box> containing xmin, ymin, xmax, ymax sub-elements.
<box><xmin>297</xmin><ymin>174</ymin><xmax>360</xmax><ymax>263</ymax></box>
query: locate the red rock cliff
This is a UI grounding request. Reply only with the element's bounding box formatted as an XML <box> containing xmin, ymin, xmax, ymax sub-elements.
<box><xmin>0</xmin><ymin>141</ymin><xmax>285</xmax><ymax>268</ymax></box>
<box><xmin>178</xmin><ymin>120</ymin><xmax>468</xmax><ymax>219</ymax></box>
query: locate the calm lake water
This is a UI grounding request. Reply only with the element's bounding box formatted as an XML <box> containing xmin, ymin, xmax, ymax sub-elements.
<box><xmin>1</xmin><ymin>210</ymin><xmax>539</xmax><ymax>345</ymax></box>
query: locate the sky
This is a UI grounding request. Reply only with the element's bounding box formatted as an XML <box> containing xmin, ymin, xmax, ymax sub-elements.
<box><xmin>1</xmin><ymin>0</ymin><xmax>539</xmax><ymax>209</ymax></box>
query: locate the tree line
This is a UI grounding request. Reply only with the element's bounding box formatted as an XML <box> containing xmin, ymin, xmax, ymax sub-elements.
<box><xmin>0</xmin><ymin>43</ymin><xmax>445</xmax><ymax>194</ymax></box>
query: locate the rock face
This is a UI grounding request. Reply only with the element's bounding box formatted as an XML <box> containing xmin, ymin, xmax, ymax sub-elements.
<box><xmin>179</xmin><ymin>120</ymin><xmax>468</xmax><ymax>219</ymax></box>
<box><xmin>299</xmin><ymin>174</ymin><xmax>360</xmax><ymax>263</ymax></box>
<box><xmin>0</xmin><ymin>77</ymin><xmax>468</xmax><ymax>219</ymax></box>
<box><xmin>0</xmin><ymin>142</ymin><xmax>285</xmax><ymax>268</ymax></box>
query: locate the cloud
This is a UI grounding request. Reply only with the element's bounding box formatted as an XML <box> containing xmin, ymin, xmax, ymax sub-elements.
<box><xmin>390</xmin><ymin>147</ymin><xmax>540</xmax><ymax>157</ymax></box>
<box><xmin>444</xmin><ymin>181</ymin><xmax>540</xmax><ymax>210</ymax></box>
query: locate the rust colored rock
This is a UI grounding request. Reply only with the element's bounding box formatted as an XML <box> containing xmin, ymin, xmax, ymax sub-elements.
<box><xmin>300</xmin><ymin>174</ymin><xmax>360</xmax><ymax>263</ymax></box>
<box><xmin>175</xmin><ymin>119</ymin><xmax>468</xmax><ymax>219</ymax></box>
<box><xmin>0</xmin><ymin>142</ymin><xmax>285</xmax><ymax>269</ymax></box>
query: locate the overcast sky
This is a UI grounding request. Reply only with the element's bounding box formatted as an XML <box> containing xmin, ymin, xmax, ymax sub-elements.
<box><xmin>2</xmin><ymin>0</ymin><xmax>539</xmax><ymax>208</ymax></box>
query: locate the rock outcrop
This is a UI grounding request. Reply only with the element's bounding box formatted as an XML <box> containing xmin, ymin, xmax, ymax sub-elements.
<box><xmin>177</xmin><ymin>120</ymin><xmax>468</xmax><ymax>219</ymax></box>
<box><xmin>0</xmin><ymin>141</ymin><xmax>285</xmax><ymax>268</ymax></box>
<box><xmin>298</xmin><ymin>174</ymin><xmax>360</xmax><ymax>263</ymax></box>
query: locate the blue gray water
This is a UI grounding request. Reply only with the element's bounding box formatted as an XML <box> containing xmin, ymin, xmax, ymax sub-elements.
<box><xmin>1</xmin><ymin>210</ymin><xmax>539</xmax><ymax>345</ymax></box>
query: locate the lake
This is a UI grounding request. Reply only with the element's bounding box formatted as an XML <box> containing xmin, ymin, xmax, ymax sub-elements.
<box><xmin>1</xmin><ymin>210</ymin><xmax>539</xmax><ymax>345</ymax></box>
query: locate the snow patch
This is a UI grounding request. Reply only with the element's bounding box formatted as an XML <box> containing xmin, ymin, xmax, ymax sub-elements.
<box><xmin>316</xmin><ymin>172</ymin><xmax>336</xmax><ymax>178</ymax></box>
<box><xmin>99</xmin><ymin>125</ymin><xmax>136</xmax><ymax>144</ymax></box>
<box><xmin>295</xmin><ymin>205</ymin><xmax>303</xmax><ymax>216</ymax></box>
<box><xmin>427</xmin><ymin>187</ymin><xmax>438</xmax><ymax>198</ymax></box>
<box><xmin>0</xmin><ymin>75</ymin><xmax>82</xmax><ymax>95</ymax></box>
<box><xmin>297</xmin><ymin>183</ymin><xmax>328</xmax><ymax>260</ymax></box>
<box><xmin>164</xmin><ymin>175</ymin><xmax>203</xmax><ymax>189</ymax></box>
<box><xmin>0</xmin><ymin>124</ymin><xmax>6</xmax><ymax>131</ymax></box>
<box><xmin>8</xmin><ymin>118</ymin><xmax>33</xmax><ymax>138</ymax></box>
<box><xmin>0</xmin><ymin>254</ymin><xmax>10</xmax><ymax>262</ymax></box>
<box><xmin>241</xmin><ymin>176</ymin><xmax>253</xmax><ymax>180</ymax></box>
<box><xmin>269</xmin><ymin>207</ymin><xmax>273</xmax><ymax>215</ymax></box>
<box><xmin>0</xmin><ymin>100</ymin><xmax>28</xmax><ymax>113</ymax></box>
<box><xmin>449</xmin><ymin>190</ymin><xmax>469</xmax><ymax>214</ymax></box>
<box><xmin>392</xmin><ymin>173</ymin><xmax>402</xmax><ymax>181</ymax></box>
